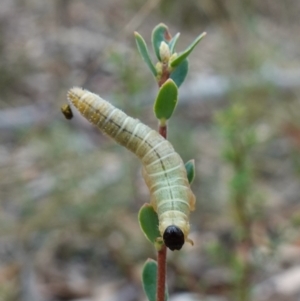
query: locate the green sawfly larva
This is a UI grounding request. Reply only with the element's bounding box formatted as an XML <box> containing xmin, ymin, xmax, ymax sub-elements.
<box><xmin>67</xmin><ymin>87</ymin><xmax>196</xmax><ymax>250</ymax></box>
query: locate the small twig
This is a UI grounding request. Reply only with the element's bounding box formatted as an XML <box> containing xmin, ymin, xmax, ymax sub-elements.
<box><xmin>155</xmin><ymin>59</ymin><xmax>172</xmax><ymax>301</ymax></box>
<box><xmin>156</xmin><ymin>121</ymin><xmax>168</xmax><ymax>301</ymax></box>
<box><xmin>156</xmin><ymin>245</ymin><xmax>167</xmax><ymax>301</ymax></box>
<box><xmin>232</xmin><ymin>147</ymin><xmax>253</xmax><ymax>301</ymax></box>
<box><xmin>159</xmin><ymin>124</ymin><xmax>167</xmax><ymax>138</ymax></box>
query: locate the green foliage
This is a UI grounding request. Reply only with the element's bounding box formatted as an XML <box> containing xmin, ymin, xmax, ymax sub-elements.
<box><xmin>151</xmin><ymin>23</ymin><xmax>171</xmax><ymax>60</ymax></box>
<box><xmin>154</xmin><ymin>79</ymin><xmax>178</xmax><ymax>122</ymax></box>
<box><xmin>170</xmin><ymin>59</ymin><xmax>189</xmax><ymax>88</ymax></box>
<box><xmin>170</xmin><ymin>32</ymin><xmax>206</xmax><ymax>68</ymax></box>
<box><xmin>230</xmin><ymin>170</ymin><xmax>251</xmax><ymax>195</ymax></box>
<box><xmin>138</xmin><ymin>204</ymin><xmax>161</xmax><ymax>247</ymax></box>
<box><xmin>135</xmin><ymin>23</ymin><xmax>205</xmax><ymax>88</ymax></box>
<box><xmin>142</xmin><ymin>259</ymin><xmax>157</xmax><ymax>301</ymax></box>
<box><xmin>169</xmin><ymin>32</ymin><xmax>180</xmax><ymax>53</ymax></box>
<box><xmin>185</xmin><ymin>159</ymin><xmax>196</xmax><ymax>184</ymax></box>
<box><xmin>142</xmin><ymin>259</ymin><xmax>169</xmax><ymax>301</ymax></box>
<box><xmin>216</xmin><ymin>102</ymin><xmax>259</xmax><ymax>226</ymax></box>
<box><xmin>215</xmin><ymin>103</ymin><xmax>257</xmax><ymax>166</ymax></box>
<box><xmin>205</xmin><ymin>240</ymin><xmax>233</xmax><ymax>266</ymax></box>
<box><xmin>134</xmin><ymin>32</ymin><xmax>157</xmax><ymax>77</ymax></box>
<box><xmin>136</xmin><ymin>23</ymin><xmax>203</xmax><ymax>300</ymax></box>
<box><xmin>215</xmin><ymin>100</ymin><xmax>263</xmax><ymax>301</ymax></box>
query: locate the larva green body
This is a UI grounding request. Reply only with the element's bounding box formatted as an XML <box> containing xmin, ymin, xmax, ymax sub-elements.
<box><xmin>67</xmin><ymin>87</ymin><xmax>195</xmax><ymax>250</ymax></box>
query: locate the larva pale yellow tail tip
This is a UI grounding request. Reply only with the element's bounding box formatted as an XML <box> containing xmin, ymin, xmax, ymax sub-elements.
<box><xmin>67</xmin><ymin>86</ymin><xmax>84</xmax><ymax>103</ymax></box>
<box><xmin>68</xmin><ymin>86</ymin><xmax>83</xmax><ymax>96</ymax></box>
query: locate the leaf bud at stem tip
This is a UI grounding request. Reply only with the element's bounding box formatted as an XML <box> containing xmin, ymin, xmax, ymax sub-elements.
<box><xmin>159</xmin><ymin>41</ymin><xmax>171</xmax><ymax>62</ymax></box>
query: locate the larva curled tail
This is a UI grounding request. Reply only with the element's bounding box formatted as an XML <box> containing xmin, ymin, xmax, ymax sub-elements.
<box><xmin>67</xmin><ymin>87</ymin><xmax>196</xmax><ymax>250</ymax></box>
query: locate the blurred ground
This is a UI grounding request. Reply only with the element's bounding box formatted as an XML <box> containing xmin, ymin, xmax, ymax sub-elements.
<box><xmin>1</xmin><ymin>1</ymin><xmax>300</xmax><ymax>301</ymax></box>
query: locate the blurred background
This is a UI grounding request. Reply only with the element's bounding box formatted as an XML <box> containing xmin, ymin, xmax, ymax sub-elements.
<box><xmin>1</xmin><ymin>0</ymin><xmax>300</xmax><ymax>300</ymax></box>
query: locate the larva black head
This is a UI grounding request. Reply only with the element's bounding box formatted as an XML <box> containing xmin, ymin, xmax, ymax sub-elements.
<box><xmin>163</xmin><ymin>225</ymin><xmax>185</xmax><ymax>251</ymax></box>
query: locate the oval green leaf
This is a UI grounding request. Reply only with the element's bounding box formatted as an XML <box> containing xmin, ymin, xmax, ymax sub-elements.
<box><xmin>142</xmin><ymin>259</ymin><xmax>169</xmax><ymax>301</ymax></box>
<box><xmin>134</xmin><ymin>32</ymin><xmax>157</xmax><ymax>77</ymax></box>
<box><xmin>170</xmin><ymin>32</ymin><xmax>206</xmax><ymax>68</ymax></box>
<box><xmin>138</xmin><ymin>203</ymin><xmax>160</xmax><ymax>244</ymax></box>
<box><xmin>154</xmin><ymin>79</ymin><xmax>178</xmax><ymax>121</ymax></box>
<box><xmin>185</xmin><ymin>159</ymin><xmax>196</xmax><ymax>184</ymax></box>
<box><xmin>169</xmin><ymin>32</ymin><xmax>180</xmax><ymax>53</ymax></box>
<box><xmin>170</xmin><ymin>59</ymin><xmax>189</xmax><ymax>88</ymax></box>
<box><xmin>142</xmin><ymin>259</ymin><xmax>157</xmax><ymax>301</ymax></box>
<box><xmin>152</xmin><ymin>23</ymin><xmax>171</xmax><ymax>61</ymax></box>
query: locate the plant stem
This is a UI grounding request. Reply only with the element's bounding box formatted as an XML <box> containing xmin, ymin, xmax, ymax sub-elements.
<box><xmin>232</xmin><ymin>148</ymin><xmax>253</xmax><ymax>301</ymax></box>
<box><xmin>158</xmin><ymin>63</ymin><xmax>170</xmax><ymax>87</ymax></box>
<box><xmin>156</xmin><ymin>122</ymin><xmax>168</xmax><ymax>301</ymax></box>
<box><xmin>159</xmin><ymin>124</ymin><xmax>167</xmax><ymax>138</ymax></box>
<box><xmin>157</xmin><ymin>245</ymin><xmax>167</xmax><ymax>301</ymax></box>
<box><xmin>233</xmin><ymin>192</ymin><xmax>253</xmax><ymax>301</ymax></box>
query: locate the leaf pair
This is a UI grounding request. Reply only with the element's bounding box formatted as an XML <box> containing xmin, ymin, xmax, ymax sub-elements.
<box><xmin>135</xmin><ymin>23</ymin><xmax>206</xmax><ymax>88</ymax></box>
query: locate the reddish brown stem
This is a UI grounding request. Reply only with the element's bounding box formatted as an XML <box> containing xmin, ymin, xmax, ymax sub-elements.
<box><xmin>158</xmin><ymin>63</ymin><xmax>170</xmax><ymax>87</ymax></box>
<box><xmin>156</xmin><ymin>124</ymin><xmax>168</xmax><ymax>301</ymax></box>
<box><xmin>157</xmin><ymin>245</ymin><xmax>167</xmax><ymax>301</ymax></box>
<box><xmin>159</xmin><ymin>125</ymin><xmax>167</xmax><ymax>138</ymax></box>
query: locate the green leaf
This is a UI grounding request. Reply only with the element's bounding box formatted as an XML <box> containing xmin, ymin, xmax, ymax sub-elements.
<box><xmin>154</xmin><ymin>79</ymin><xmax>178</xmax><ymax>121</ymax></box>
<box><xmin>152</xmin><ymin>23</ymin><xmax>171</xmax><ymax>61</ymax></box>
<box><xmin>169</xmin><ymin>32</ymin><xmax>180</xmax><ymax>53</ymax></box>
<box><xmin>142</xmin><ymin>259</ymin><xmax>169</xmax><ymax>301</ymax></box>
<box><xmin>134</xmin><ymin>32</ymin><xmax>157</xmax><ymax>77</ymax></box>
<box><xmin>170</xmin><ymin>32</ymin><xmax>206</xmax><ymax>68</ymax></box>
<box><xmin>170</xmin><ymin>59</ymin><xmax>189</xmax><ymax>87</ymax></box>
<box><xmin>185</xmin><ymin>159</ymin><xmax>196</xmax><ymax>184</ymax></box>
<box><xmin>138</xmin><ymin>204</ymin><xmax>160</xmax><ymax>244</ymax></box>
<box><xmin>142</xmin><ymin>259</ymin><xmax>157</xmax><ymax>301</ymax></box>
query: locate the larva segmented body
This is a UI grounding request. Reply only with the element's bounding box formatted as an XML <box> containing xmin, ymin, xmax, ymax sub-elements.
<box><xmin>67</xmin><ymin>87</ymin><xmax>196</xmax><ymax>250</ymax></box>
